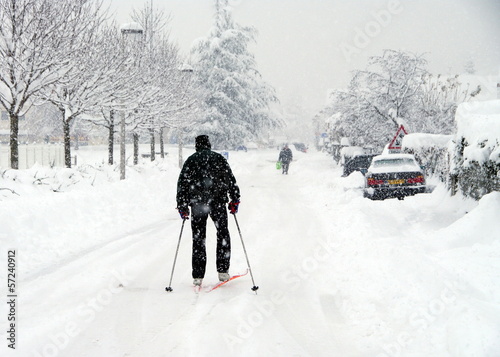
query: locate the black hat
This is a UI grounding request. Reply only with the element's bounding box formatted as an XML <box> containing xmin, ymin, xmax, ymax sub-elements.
<box><xmin>195</xmin><ymin>135</ymin><xmax>211</xmax><ymax>151</ymax></box>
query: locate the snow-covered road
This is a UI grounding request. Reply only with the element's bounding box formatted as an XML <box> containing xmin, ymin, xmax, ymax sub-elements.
<box><xmin>1</xmin><ymin>147</ymin><xmax>499</xmax><ymax>356</ymax></box>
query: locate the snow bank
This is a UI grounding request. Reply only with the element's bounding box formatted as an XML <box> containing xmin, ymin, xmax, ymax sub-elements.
<box><xmin>451</xmin><ymin>100</ymin><xmax>500</xmax><ymax>199</ymax></box>
<box><xmin>0</xmin><ymin>161</ymin><xmax>176</xmax><ymax>278</ymax></box>
<box><xmin>1</xmin><ymin>147</ymin><xmax>499</xmax><ymax>357</ymax></box>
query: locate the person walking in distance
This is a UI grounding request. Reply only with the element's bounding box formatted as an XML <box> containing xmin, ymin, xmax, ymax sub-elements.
<box><xmin>176</xmin><ymin>135</ymin><xmax>241</xmax><ymax>287</ymax></box>
<box><xmin>279</xmin><ymin>144</ymin><xmax>293</xmax><ymax>174</ymax></box>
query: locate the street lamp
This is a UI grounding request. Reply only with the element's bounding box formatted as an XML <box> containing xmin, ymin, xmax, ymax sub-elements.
<box><xmin>119</xmin><ymin>22</ymin><xmax>143</xmax><ymax>180</ymax></box>
<box><xmin>178</xmin><ymin>63</ymin><xmax>194</xmax><ymax>169</ymax></box>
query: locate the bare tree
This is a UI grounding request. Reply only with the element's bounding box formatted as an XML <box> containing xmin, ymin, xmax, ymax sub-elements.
<box><xmin>130</xmin><ymin>3</ymin><xmax>202</xmax><ymax>164</ymax></box>
<box><xmin>85</xmin><ymin>21</ymin><xmax>149</xmax><ymax>167</ymax></box>
<box><xmin>321</xmin><ymin>50</ymin><xmax>480</xmax><ymax>151</ymax></box>
<box><xmin>38</xmin><ymin>12</ymin><xmax>138</xmax><ymax>168</ymax></box>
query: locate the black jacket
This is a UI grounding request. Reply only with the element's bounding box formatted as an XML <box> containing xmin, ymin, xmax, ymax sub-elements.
<box><xmin>177</xmin><ymin>149</ymin><xmax>240</xmax><ymax>209</ymax></box>
<box><xmin>279</xmin><ymin>147</ymin><xmax>293</xmax><ymax>163</ymax></box>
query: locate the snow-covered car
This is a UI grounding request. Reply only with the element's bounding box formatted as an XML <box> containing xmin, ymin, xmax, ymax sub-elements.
<box><xmin>342</xmin><ymin>154</ymin><xmax>379</xmax><ymax>177</ymax></box>
<box><xmin>364</xmin><ymin>154</ymin><xmax>426</xmax><ymax>200</ymax></box>
<box><xmin>292</xmin><ymin>142</ymin><xmax>308</xmax><ymax>153</ymax></box>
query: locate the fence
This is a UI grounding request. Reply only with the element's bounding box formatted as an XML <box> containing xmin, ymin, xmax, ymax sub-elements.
<box><xmin>0</xmin><ymin>144</ymin><xmax>64</xmax><ymax>169</ymax></box>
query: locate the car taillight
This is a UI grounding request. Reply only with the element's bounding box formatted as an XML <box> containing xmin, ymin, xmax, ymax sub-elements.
<box><xmin>367</xmin><ymin>178</ymin><xmax>385</xmax><ymax>186</ymax></box>
<box><xmin>407</xmin><ymin>175</ymin><xmax>424</xmax><ymax>184</ymax></box>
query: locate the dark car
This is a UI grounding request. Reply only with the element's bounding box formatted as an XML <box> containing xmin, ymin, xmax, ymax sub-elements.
<box><xmin>292</xmin><ymin>142</ymin><xmax>307</xmax><ymax>153</ymax></box>
<box><xmin>364</xmin><ymin>154</ymin><xmax>426</xmax><ymax>200</ymax></box>
<box><xmin>342</xmin><ymin>154</ymin><xmax>378</xmax><ymax>177</ymax></box>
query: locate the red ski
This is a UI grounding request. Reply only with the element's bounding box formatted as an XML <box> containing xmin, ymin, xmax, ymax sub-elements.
<box><xmin>205</xmin><ymin>270</ymin><xmax>248</xmax><ymax>292</ymax></box>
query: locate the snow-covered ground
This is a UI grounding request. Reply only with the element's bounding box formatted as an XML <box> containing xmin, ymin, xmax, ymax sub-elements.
<box><xmin>1</xmin><ymin>146</ymin><xmax>499</xmax><ymax>357</ymax></box>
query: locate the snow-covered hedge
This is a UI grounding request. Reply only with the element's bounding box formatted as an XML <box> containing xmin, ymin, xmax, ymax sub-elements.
<box><xmin>402</xmin><ymin>133</ymin><xmax>452</xmax><ymax>182</ymax></box>
<box><xmin>450</xmin><ymin>100</ymin><xmax>500</xmax><ymax>199</ymax></box>
<box><xmin>339</xmin><ymin>145</ymin><xmax>364</xmax><ymax>165</ymax></box>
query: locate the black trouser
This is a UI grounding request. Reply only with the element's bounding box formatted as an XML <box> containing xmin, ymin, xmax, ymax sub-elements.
<box><xmin>190</xmin><ymin>202</ymin><xmax>231</xmax><ymax>279</ymax></box>
<box><xmin>282</xmin><ymin>161</ymin><xmax>290</xmax><ymax>174</ymax></box>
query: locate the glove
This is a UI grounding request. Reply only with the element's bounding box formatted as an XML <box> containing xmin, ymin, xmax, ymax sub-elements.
<box><xmin>177</xmin><ymin>207</ymin><xmax>189</xmax><ymax>220</ymax></box>
<box><xmin>228</xmin><ymin>200</ymin><xmax>240</xmax><ymax>215</ymax></box>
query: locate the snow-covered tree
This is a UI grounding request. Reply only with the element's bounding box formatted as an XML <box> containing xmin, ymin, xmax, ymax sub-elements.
<box><xmin>353</xmin><ymin>50</ymin><xmax>428</xmax><ymax>130</ymax></box>
<box><xmin>419</xmin><ymin>73</ymin><xmax>481</xmax><ymax>135</ymax></box>
<box><xmin>464</xmin><ymin>59</ymin><xmax>476</xmax><ymax>75</ymax></box>
<box><xmin>322</xmin><ymin>50</ymin><xmax>480</xmax><ymax>150</ymax></box>
<box><xmin>39</xmin><ymin>9</ymin><xmax>123</xmax><ymax>168</ymax></box>
<box><xmin>129</xmin><ymin>3</ymin><xmax>203</xmax><ymax>163</ymax></box>
<box><xmin>87</xmin><ymin>21</ymin><xmax>153</xmax><ymax>167</ymax></box>
<box><xmin>190</xmin><ymin>0</ymin><xmax>281</xmax><ymax>149</ymax></box>
<box><xmin>0</xmin><ymin>0</ymin><xmax>105</xmax><ymax>169</ymax></box>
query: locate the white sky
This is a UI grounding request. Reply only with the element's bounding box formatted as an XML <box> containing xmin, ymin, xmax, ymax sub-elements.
<box><xmin>109</xmin><ymin>0</ymin><xmax>500</xmax><ymax>115</ymax></box>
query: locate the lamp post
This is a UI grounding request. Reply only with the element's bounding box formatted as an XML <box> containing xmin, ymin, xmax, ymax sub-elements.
<box><xmin>120</xmin><ymin>23</ymin><xmax>143</xmax><ymax>180</ymax></box>
<box><xmin>178</xmin><ymin>64</ymin><xmax>194</xmax><ymax>169</ymax></box>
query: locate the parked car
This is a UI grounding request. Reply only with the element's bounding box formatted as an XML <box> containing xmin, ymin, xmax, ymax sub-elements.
<box><xmin>342</xmin><ymin>154</ymin><xmax>378</xmax><ymax>177</ymax></box>
<box><xmin>364</xmin><ymin>154</ymin><xmax>426</xmax><ymax>200</ymax></box>
<box><xmin>292</xmin><ymin>142</ymin><xmax>308</xmax><ymax>153</ymax></box>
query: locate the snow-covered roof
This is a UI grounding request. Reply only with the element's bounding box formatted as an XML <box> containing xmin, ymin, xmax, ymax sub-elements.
<box><xmin>340</xmin><ymin>145</ymin><xmax>363</xmax><ymax>157</ymax></box>
<box><xmin>120</xmin><ymin>22</ymin><xmax>143</xmax><ymax>33</ymax></box>
<box><xmin>340</xmin><ymin>137</ymin><xmax>350</xmax><ymax>146</ymax></box>
<box><xmin>325</xmin><ymin>112</ymin><xmax>341</xmax><ymax>124</ymax></box>
<box><xmin>456</xmin><ymin>99</ymin><xmax>500</xmax><ymax>165</ymax></box>
<box><xmin>369</xmin><ymin>153</ymin><xmax>421</xmax><ymax>173</ymax></box>
<box><xmin>178</xmin><ymin>63</ymin><xmax>194</xmax><ymax>72</ymax></box>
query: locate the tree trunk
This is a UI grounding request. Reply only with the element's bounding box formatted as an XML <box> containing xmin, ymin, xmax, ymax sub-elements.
<box><xmin>133</xmin><ymin>133</ymin><xmax>139</xmax><ymax>165</ymax></box>
<box><xmin>150</xmin><ymin>129</ymin><xmax>155</xmax><ymax>162</ymax></box>
<box><xmin>159</xmin><ymin>127</ymin><xmax>165</xmax><ymax>159</ymax></box>
<box><xmin>108</xmin><ymin>110</ymin><xmax>115</xmax><ymax>165</ymax></box>
<box><xmin>9</xmin><ymin>112</ymin><xmax>19</xmax><ymax>169</ymax></box>
<box><xmin>63</xmin><ymin>118</ymin><xmax>72</xmax><ymax>168</ymax></box>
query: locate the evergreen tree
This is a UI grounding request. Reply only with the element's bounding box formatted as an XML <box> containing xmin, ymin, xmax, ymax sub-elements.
<box><xmin>191</xmin><ymin>0</ymin><xmax>281</xmax><ymax>149</ymax></box>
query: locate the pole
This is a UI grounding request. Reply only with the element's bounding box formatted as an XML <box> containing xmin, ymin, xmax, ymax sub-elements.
<box><xmin>233</xmin><ymin>215</ymin><xmax>259</xmax><ymax>293</ymax></box>
<box><xmin>178</xmin><ymin>131</ymin><xmax>183</xmax><ymax>169</ymax></box>
<box><xmin>165</xmin><ymin>219</ymin><xmax>186</xmax><ymax>292</ymax></box>
<box><xmin>120</xmin><ymin>111</ymin><xmax>126</xmax><ymax>180</ymax></box>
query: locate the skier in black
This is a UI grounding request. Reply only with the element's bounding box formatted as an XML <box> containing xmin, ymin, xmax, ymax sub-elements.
<box><xmin>176</xmin><ymin>135</ymin><xmax>240</xmax><ymax>287</ymax></box>
<box><xmin>279</xmin><ymin>144</ymin><xmax>293</xmax><ymax>174</ymax></box>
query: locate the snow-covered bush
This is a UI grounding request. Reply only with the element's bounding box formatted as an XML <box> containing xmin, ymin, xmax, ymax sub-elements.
<box><xmin>402</xmin><ymin>133</ymin><xmax>452</xmax><ymax>182</ymax></box>
<box><xmin>450</xmin><ymin>100</ymin><xmax>500</xmax><ymax>199</ymax></box>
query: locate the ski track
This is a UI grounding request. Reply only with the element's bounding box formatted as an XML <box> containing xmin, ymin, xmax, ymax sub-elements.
<box><xmin>5</xmin><ymin>148</ymin><xmax>499</xmax><ymax>357</ymax></box>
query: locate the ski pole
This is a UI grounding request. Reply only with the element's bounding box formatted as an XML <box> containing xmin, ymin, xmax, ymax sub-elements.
<box><xmin>233</xmin><ymin>215</ymin><xmax>259</xmax><ymax>293</ymax></box>
<box><xmin>165</xmin><ymin>219</ymin><xmax>186</xmax><ymax>292</ymax></box>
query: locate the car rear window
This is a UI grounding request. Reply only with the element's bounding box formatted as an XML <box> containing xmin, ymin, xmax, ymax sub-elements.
<box><xmin>373</xmin><ymin>158</ymin><xmax>415</xmax><ymax>167</ymax></box>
